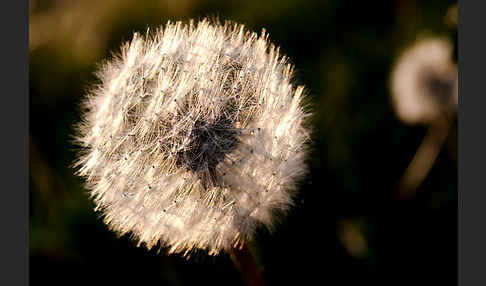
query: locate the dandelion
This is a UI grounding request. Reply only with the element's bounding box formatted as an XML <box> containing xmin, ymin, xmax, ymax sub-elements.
<box><xmin>390</xmin><ymin>36</ymin><xmax>457</xmax><ymax>199</ymax></box>
<box><xmin>73</xmin><ymin>19</ymin><xmax>309</xmax><ymax>257</ymax></box>
<box><xmin>390</xmin><ymin>37</ymin><xmax>457</xmax><ymax>125</ymax></box>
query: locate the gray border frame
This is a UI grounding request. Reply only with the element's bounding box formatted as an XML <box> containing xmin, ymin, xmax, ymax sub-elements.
<box><xmin>2</xmin><ymin>0</ymin><xmax>28</xmax><ymax>285</ymax></box>
<box><xmin>459</xmin><ymin>1</ymin><xmax>484</xmax><ymax>286</ymax></box>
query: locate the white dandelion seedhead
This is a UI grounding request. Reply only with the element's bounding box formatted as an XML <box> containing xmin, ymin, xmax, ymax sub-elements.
<box><xmin>390</xmin><ymin>37</ymin><xmax>458</xmax><ymax>124</ymax></box>
<box><xmin>74</xmin><ymin>19</ymin><xmax>310</xmax><ymax>256</ymax></box>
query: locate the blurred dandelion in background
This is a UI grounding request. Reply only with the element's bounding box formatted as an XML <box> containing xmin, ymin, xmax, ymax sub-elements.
<box><xmin>73</xmin><ymin>19</ymin><xmax>309</xmax><ymax>258</ymax></box>
<box><xmin>390</xmin><ymin>37</ymin><xmax>457</xmax><ymax>125</ymax></box>
<box><xmin>390</xmin><ymin>36</ymin><xmax>457</xmax><ymax>198</ymax></box>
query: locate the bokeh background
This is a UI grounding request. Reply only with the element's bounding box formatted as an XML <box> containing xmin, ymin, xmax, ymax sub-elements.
<box><xmin>29</xmin><ymin>1</ymin><xmax>457</xmax><ymax>285</ymax></box>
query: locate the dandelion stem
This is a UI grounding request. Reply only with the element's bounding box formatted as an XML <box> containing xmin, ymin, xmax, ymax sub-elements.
<box><xmin>229</xmin><ymin>244</ymin><xmax>266</xmax><ymax>286</ymax></box>
<box><xmin>397</xmin><ymin>116</ymin><xmax>451</xmax><ymax>199</ymax></box>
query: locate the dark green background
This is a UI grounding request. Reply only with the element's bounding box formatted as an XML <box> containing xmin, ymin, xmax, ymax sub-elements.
<box><xmin>30</xmin><ymin>0</ymin><xmax>457</xmax><ymax>285</ymax></box>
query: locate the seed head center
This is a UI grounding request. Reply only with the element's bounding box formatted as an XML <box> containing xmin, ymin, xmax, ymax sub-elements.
<box><xmin>176</xmin><ymin>116</ymin><xmax>238</xmax><ymax>174</ymax></box>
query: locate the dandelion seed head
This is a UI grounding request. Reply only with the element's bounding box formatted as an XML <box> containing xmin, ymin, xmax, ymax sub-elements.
<box><xmin>73</xmin><ymin>19</ymin><xmax>310</xmax><ymax>256</ymax></box>
<box><xmin>390</xmin><ymin>37</ymin><xmax>458</xmax><ymax>124</ymax></box>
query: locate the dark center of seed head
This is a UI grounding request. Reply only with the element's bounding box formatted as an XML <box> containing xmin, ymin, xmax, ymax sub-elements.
<box><xmin>427</xmin><ymin>74</ymin><xmax>455</xmax><ymax>103</ymax></box>
<box><xmin>176</xmin><ymin>116</ymin><xmax>238</xmax><ymax>175</ymax></box>
<box><xmin>420</xmin><ymin>67</ymin><xmax>456</xmax><ymax>105</ymax></box>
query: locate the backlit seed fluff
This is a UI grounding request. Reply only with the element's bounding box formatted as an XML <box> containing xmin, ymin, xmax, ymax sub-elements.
<box><xmin>390</xmin><ymin>37</ymin><xmax>458</xmax><ymax>124</ymax></box>
<box><xmin>74</xmin><ymin>19</ymin><xmax>310</xmax><ymax>256</ymax></box>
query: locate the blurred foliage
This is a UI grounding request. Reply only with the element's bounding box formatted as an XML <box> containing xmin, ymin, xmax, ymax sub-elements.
<box><xmin>29</xmin><ymin>0</ymin><xmax>457</xmax><ymax>285</ymax></box>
